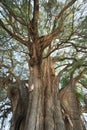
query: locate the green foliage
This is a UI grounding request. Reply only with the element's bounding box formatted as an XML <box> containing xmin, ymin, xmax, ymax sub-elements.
<box><xmin>0</xmin><ymin>0</ymin><xmax>87</xmax><ymax>129</ymax></box>
<box><xmin>60</xmin><ymin>73</ymin><xmax>70</xmax><ymax>88</ymax></box>
<box><xmin>75</xmin><ymin>86</ymin><xmax>84</xmax><ymax>105</ymax></box>
<box><xmin>80</xmin><ymin>77</ymin><xmax>87</xmax><ymax>89</ymax></box>
<box><xmin>2</xmin><ymin>0</ymin><xmax>32</xmax><ymax>21</ymax></box>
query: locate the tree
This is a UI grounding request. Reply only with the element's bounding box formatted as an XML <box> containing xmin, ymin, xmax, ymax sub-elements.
<box><xmin>0</xmin><ymin>0</ymin><xmax>87</xmax><ymax>130</ymax></box>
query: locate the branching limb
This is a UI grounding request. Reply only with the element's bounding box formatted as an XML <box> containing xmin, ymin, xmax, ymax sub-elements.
<box><xmin>32</xmin><ymin>0</ymin><xmax>39</xmax><ymax>37</ymax></box>
<box><xmin>55</xmin><ymin>0</ymin><xmax>76</xmax><ymax>21</ymax></box>
<box><xmin>0</xmin><ymin>1</ymin><xmax>26</xmax><ymax>26</ymax></box>
<box><xmin>0</xmin><ymin>19</ymin><xmax>28</xmax><ymax>46</ymax></box>
<box><xmin>40</xmin><ymin>0</ymin><xmax>76</xmax><ymax>50</ymax></box>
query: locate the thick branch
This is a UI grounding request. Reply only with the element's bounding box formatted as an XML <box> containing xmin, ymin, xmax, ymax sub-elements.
<box><xmin>55</xmin><ymin>0</ymin><xmax>76</xmax><ymax>20</ymax></box>
<box><xmin>40</xmin><ymin>28</ymin><xmax>60</xmax><ymax>50</ymax></box>
<box><xmin>40</xmin><ymin>0</ymin><xmax>76</xmax><ymax>50</ymax></box>
<box><xmin>32</xmin><ymin>0</ymin><xmax>39</xmax><ymax>36</ymax></box>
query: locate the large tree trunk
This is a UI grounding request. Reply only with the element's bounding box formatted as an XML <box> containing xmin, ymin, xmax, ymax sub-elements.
<box><xmin>59</xmin><ymin>81</ymin><xmax>84</xmax><ymax>130</ymax></box>
<box><xmin>9</xmin><ymin>42</ymin><xmax>84</xmax><ymax>130</ymax></box>
<box><xmin>9</xmin><ymin>57</ymin><xmax>65</xmax><ymax>130</ymax></box>
<box><xmin>43</xmin><ymin>59</ymin><xmax>65</xmax><ymax>130</ymax></box>
<box><xmin>9</xmin><ymin>56</ymin><xmax>86</xmax><ymax>130</ymax></box>
<box><xmin>24</xmin><ymin>65</ymin><xmax>43</xmax><ymax>130</ymax></box>
<box><xmin>24</xmin><ymin>58</ymin><xmax>65</xmax><ymax>130</ymax></box>
<box><xmin>9</xmin><ymin>81</ymin><xmax>28</xmax><ymax>130</ymax></box>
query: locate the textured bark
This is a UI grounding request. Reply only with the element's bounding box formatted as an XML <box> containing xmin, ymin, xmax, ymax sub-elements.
<box><xmin>60</xmin><ymin>82</ymin><xmax>84</xmax><ymax>130</ymax></box>
<box><xmin>9</xmin><ymin>81</ymin><xmax>28</xmax><ymax>130</ymax></box>
<box><xmin>9</xmin><ymin>58</ymin><xmax>86</xmax><ymax>130</ymax></box>
<box><xmin>43</xmin><ymin>59</ymin><xmax>65</xmax><ymax>130</ymax></box>
<box><xmin>24</xmin><ymin>65</ymin><xmax>42</xmax><ymax>130</ymax></box>
<box><xmin>24</xmin><ymin>58</ymin><xmax>65</xmax><ymax>130</ymax></box>
<box><xmin>0</xmin><ymin>1</ymin><xmax>84</xmax><ymax>130</ymax></box>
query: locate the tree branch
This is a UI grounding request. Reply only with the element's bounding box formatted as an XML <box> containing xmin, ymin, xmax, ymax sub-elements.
<box><xmin>32</xmin><ymin>0</ymin><xmax>39</xmax><ymax>37</ymax></box>
<box><xmin>52</xmin><ymin>56</ymin><xmax>77</xmax><ymax>63</ymax></box>
<box><xmin>40</xmin><ymin>29</ymin><xmax>60</xmax><ymax>50</ymax></box>
<box><xmin>58</xmin><ymin>64</ymin><xmax>72</xmax><ymax>78</ymax></box>
<box><xmin>40</xmin><ymin>0</ymin><xmax>76</xmax><ymax>50</ymax></box>
<box><xmin>74</xmin><ymin>69</ymin><xmax>87</xmax><ymax>84</ymax></box>
<box><xmin>55</xmin><ymin>0</ymin><xmax>77</xmax><ymax>20</ymax></box>
<box><xmin>0</xmin><ymin>19</ymin><xmax>28</xmax><ymax>46</ymax></box>
<box><xmin>1</xmin><ymin>1</ymin><xmax>26</xmax><ymax>26</ymax></box>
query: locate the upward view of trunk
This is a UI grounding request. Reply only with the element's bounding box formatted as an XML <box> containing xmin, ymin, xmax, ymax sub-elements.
<box><xmin>9</xmin><ymin>55</ymin><xmax>86</xmax><ymax>130</ymax></box>
<box><xmin>10</xmin><ymin>56</ymin><xmax>65</xmax><ymax>130</ymax></box>
<box><xmin>1</xmin><ymin>0</ymin><xmax>86</xmax><ymax>130</ymax></box>
<box><xmin>24</xmin><ymin>57</ymin><xmax>65</xmax><ymax>130</ymax></box>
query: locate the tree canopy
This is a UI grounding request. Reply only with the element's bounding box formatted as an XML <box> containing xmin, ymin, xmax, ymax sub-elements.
<box><xmin>0</xmin><ymin>0</ymin><xmax>87</xmax><ymax>130</ymax></box>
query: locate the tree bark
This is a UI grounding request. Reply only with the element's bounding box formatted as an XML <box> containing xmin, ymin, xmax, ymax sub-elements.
<box><xmin>24</xmin><ymin>58</ymin><xmax>65</xmax><ymax>130</ymax></box>
<box><xmin>24</xmin><ymin>65</ymin><xmax>43</xmax><ymax>130</ymax></box>
<box><xmin>9</xmin><ymin>57</ymin><xmax>86</xmax><ymax>130</ymax></box>
<box><xmin>9</xmin><ymin>81</ymin><xmax>28</xmax><ymax>130</ymax></box>
<box><xmin>60</xmin><ymin>82</ymin><xmax>84</xmax><ymax>130</ymax></box>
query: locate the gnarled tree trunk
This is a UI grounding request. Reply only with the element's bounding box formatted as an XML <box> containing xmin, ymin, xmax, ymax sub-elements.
<box><xmin>10</xmin><ymin>56</ymin><xmax>65</xmax><ymax>130</ymax></box>
<box><xmin>9</xmin><ymin>56</ymin><xmax>86</xmax><ymax>130</ymax></box>
<box><xmin>9</xmin><ymin>43</ymin><xmax>85</xmax><ymax>130</ymax></box>
<box><xmin>59</xmin><ymin>81</ymin><xmax>84</xmax><ymax>130</ymax></box>
<box><xmin>24</xmin><ymin>57</ymin><xmax>65</xmax><ymax>130</ymax></box>
<box><xmin>10</xmin><ymin>58</ymin><xmax>83</xmax><ymax>130</ymax></box>
<box><xmin>9</xmin><ymin>80</ymin><xmax>28</xmax><ymax>130</ymax></box>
